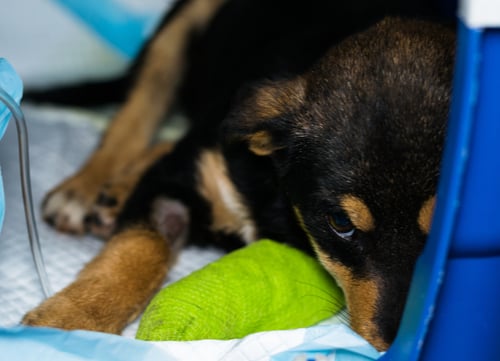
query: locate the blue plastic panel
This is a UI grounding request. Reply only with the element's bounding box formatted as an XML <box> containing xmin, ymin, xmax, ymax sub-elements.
<box><xmin>420</xmin><ymin>256</ymin><xmax>500</xmax><ymax>360</ymax></box>
<box><xmin>418</xmin><ymin>24</ymin><xmax>500</xmax><ymax>361</ymax></box>
<box><xmin>452</xmin><ymin>29</ymin><xmax>500</xmax><ymax>257</ymax></box>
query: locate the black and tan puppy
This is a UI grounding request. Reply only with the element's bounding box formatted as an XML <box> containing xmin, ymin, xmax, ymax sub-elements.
<box><xmin>23</xmin><ymin>0</ymin><xmax>455</xmax><ymax>351</ymax></box>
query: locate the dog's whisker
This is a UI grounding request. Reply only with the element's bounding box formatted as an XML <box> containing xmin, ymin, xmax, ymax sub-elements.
<box><xmin>292</xmin><ymin>280</ymin><xmax>345</xmax><ymax>300</ymax></box>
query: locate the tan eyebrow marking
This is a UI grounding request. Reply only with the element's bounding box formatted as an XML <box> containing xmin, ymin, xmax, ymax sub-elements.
<box><xmin>418</xmin><ymin>195</ymin><xmax>436</xmax><ymax>234</ymax></box>
<box><xmin>247</xmin><ymin>130</ymin><xmax>283</xmax><ymax>156</ymax></box>
<box><xmin>340</xmin><ymin>195</ymin><xmax>375</xmax><ymax>232</ymax></box>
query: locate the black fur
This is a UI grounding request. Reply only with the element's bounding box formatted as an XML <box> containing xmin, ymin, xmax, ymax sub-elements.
<box><xmin>115</xmin><ymin>2</ymin><xmax>455</xmax><ymax>346</ymax></box>
<box><xmin>35</xmin><ymin>0</ymin><xmax>456</xmax><ymax>348</ymax></box>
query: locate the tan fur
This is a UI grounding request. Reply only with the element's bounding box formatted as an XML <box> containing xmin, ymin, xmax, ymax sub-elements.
<box><xmin>23</xmin><ymin>227</ymin><xmax>173</xmax><ymax>333</ymax></box>
<box><xmin>101</xmin><ymin>0</ymin><xmax>228</xmax><ymax>156</ymax></box>
<box><xmin>90</xmin><ymin>142</ymin><xmax>175</xmax><ymax>238</ymax></box>
<box><xmin>235</xmin><ymin>78</ymin><xmax>307</xmax><ymax>155</ymax></box>
<box><xmin>253</xmin><ymin>79</ymin><xmax>305</xmax><ymax>120</ymax></box>
<box><xmin>226</xmin><ymin>78</ymin><xmax>306</xmax><ymax>154</ymax></box>
<box><xmin>247</xmin><ymin>130</ymin><xmax>282</xmax><ymax>156</ymax></box>
<box><xmin>293</xmin><ymin>206</ymin><xmax>316</xmax><ymax>244</ymax></box>
<box><xmin>340</xmin><ymin>195</ymin><xmax>375</xmax><ymax>233</ymax></box>
<box><xmin>42</xmin><ymin>0</ymin><xmax>228</xmax><ymax>234</ymax></box>
<box><xmin>418</xmin><ymin>195</ymin><xmax>436</xmax><ymax>234</ymax></box>
<box><xmin>196</xmin><ymin>149</ymin><xmax>257</xmax><ymax>243</ymax></box>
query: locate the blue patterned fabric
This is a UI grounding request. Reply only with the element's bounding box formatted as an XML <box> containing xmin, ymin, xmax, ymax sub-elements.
<box><xmin>53</xmin><ymin>0</ymin><xmax>171</xmax><ymax>58</ymax></box>
<box><xmin>0</xmin><ymin>58</ymin><xmax>23</xmax><ymax>233</ymax></box>
<box><xmin>0</xmin><ymin>324</ymin><xmax>380</xmax><ymax>361</ymax></box>
<box><xmin>0</xmin><ymin>59</ymin><xmax>23</xmax><ymax>138</ymax></box>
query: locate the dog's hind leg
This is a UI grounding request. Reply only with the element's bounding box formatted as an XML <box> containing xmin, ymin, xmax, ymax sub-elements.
<box><xmin>42</xmin><ymin>0</ymin><xmax>228</xmax><ymax>235</ymax></box>
<box><xmin>23</xmin><ymin>211</ymin><xmax>188</xmax><ymax>333</ymax></box>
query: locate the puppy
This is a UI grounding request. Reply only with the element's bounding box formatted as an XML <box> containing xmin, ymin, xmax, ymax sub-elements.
<box><xmin>23</xmin><ymin>0</ymin><xmax>455</xmax><ymax>351</ymax></box>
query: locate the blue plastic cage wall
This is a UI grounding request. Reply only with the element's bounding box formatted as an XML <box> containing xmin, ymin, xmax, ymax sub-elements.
<box><xmin>1</xmin><ymin>0</ymin><xmax>500</xmax><ymax>360</ymax></box>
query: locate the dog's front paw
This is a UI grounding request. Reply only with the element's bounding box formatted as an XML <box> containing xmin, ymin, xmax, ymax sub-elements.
<box><xmin>42</xmin><ymin>172</ymin><xmax>109</xmax><ymax>235</ymax></box>
<box><xmin>42</xmin><ymin>152</ymin><xmax>130</xmax><ymax>236</ymax></box>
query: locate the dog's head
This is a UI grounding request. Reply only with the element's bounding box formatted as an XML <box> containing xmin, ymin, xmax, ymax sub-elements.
<box><xmin>225</xmin><ymin>18</ymin><xmax>455</xmax><ymax>350</ymax></box>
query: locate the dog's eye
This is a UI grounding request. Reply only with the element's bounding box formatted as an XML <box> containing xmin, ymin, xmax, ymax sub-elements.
<box><xmin>327</xmin><ymin>211</ymin><xmax>355</xmax><ymax>239</ymax></box>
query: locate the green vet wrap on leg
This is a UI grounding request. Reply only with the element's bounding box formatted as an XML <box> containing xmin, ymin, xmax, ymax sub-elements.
<box><xmin>136</xmin><ymin>239</ymin><xmax>345</xmax><ymax>341</ymax></box>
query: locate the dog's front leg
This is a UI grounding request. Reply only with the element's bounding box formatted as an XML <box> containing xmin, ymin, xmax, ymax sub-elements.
<box><xmin>41</xmin><ymin>23</ymin><xmax>182</xmax><ymax>235</ymax></box>
<box><xmin>42</xmin><ymin>0</ymin><xmax>228</xmax><ymax>235</ymax></box>
<box><xmin>22</xmin><ymin>226</ymin><xmax>177</xmax><ymax>333</ymax></box>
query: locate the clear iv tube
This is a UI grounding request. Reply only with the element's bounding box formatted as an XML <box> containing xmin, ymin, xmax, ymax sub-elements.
<box><xmin>0</xmin><ymin>87</ymin><xmax>52</xmax><ymax>299</ymax></box>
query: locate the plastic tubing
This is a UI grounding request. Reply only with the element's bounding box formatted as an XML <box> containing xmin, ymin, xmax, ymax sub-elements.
<box><xmin>0</xmin><ymin>87</ymin><xmax>52</xmax><ymax>299</ymax></box>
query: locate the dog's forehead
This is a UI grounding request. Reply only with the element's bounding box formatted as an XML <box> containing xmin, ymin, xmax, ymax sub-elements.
<box><xmin>295</xmin><ymin>29</ymin><xmax>449</xmax><ymax>206</ymax></box>
<box><xmin>296</xmin><ymin>18</ymin><xmax>454</xmax><ymax>134</ymax></box>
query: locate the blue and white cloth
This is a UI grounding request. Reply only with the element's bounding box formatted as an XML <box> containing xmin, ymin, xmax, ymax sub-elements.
<box><xmin>0</xmin><ymin>324</ymin><xmax>380</xmax><ymax>361</ymax></box>
<box><xmin>0</xmin><ymin>0</ymin><xmax>172</xmax><ymax>89</ymax></box>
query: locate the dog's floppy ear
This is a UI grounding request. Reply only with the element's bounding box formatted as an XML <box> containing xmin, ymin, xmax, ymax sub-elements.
<box><xmin>224</xmin><ymin>78</ymin><xmax>306</xmax><ymax>156</ymax></box>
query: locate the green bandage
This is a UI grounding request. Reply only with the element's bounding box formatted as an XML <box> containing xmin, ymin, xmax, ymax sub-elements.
<box><xmin>136</xmin><ymin>240</ymin><xmax>344</xmax><ymax>341</ymax></box>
